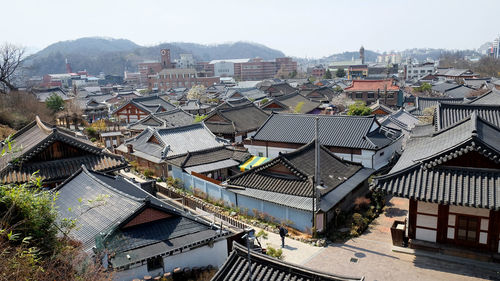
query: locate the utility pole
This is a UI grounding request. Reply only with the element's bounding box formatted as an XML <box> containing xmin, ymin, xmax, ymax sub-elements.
<box><xmin>313</xmin><ymin>117</ymin><xmax>320</xmax><ymax>231</ymax></box>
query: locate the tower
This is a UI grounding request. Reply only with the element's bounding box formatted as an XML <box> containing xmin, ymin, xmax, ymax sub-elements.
<box><xmin>359</xmin><ymin>46</ymin><xmax>365</xmax><ymax>64</ymax></box>
<box><xmin>160</xmin><ymin>49</ymin><xmax>172</xmax><ymax>69</ymax></box>
<box><xmin>65</xmin><ymin>58</ymin><xmax>72</xmax><ymax>73</ymax></box>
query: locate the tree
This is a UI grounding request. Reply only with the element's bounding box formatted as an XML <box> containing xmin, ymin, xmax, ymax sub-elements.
<box><xmin>0</xmin><ymin>43</ymin><xmax>25</xmax><ymax>93</ymax></box>
<box><xmin>414</xmin><ymin>82</ymin><xmax>432</xmax><ymax>93</ymax></box>
<box><xmin>347</xmin><ymin>101</ymin><xmax>372</xmax><ymax>116</ymax></box>
<box><xmin>187</xmin><ymin>85</ymin><xmax>206</xmax><ymax>100</ymax></box>
<box><xmin>324</xmin><ymin>69</ymin><xmax>332</xmax><ymax>79</ymax></box>
<box><xmin>46</xmin><ymin>93</ymin><xmax>65</xmax><ymax>112</ymax></box>
<box><xmin>335</xmin><ymin>68</ymin><xmax>346</xmax><ymax>78</ymax></box>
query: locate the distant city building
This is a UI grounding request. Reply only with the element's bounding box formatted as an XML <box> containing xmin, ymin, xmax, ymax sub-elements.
<box><xmin>404</xmin><ymin>61</ymin><xmax>436</xmax><ymax>80</ymax></box>
<box><xmin>489</xmin><ymin>36</ymin><xmax>500</xmax><ymax>58</ymax></box>
<box><xmin>176</xmin><ymin>54</ymin><xmax>195</xmax><ymax>69</ymax></box>
<box><xmin>207</xmin><ymin>57</ymin><xmax>297</xmax><ymax>81</ymax></box>
<box><xmin>310</xmin><ymin>65</ymin><xmax>325</xmax><ymax>78</ymax></box>
<box><xmin>377</xmin><ymin>53</ymin><xmax>402</xmax><ymax>64</ymax></box>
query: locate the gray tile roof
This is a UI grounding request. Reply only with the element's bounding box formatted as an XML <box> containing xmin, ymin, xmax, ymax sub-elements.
<box><xmin>379</xmin><ymin>109</ymin><xmax>419</xmax><ymax>131</ymax></box>
<box><xmin>127</xmin><ymin>108</ymin><xmax>194</xmax><ymax>132</ymax></box>
<box><xmin>431</xmin><ymin>82</ymin><xmax>459</xmax><ymax>93</ymax></box>
<box><xmin>443</xmin><ymin>85</ymin><xmax>475</xmax><ymax>99</ymax></box>
<box><xmin>205</xmin><ymin>104</ymin><xmax>269</xmax><ymax>135</ymax></box>
<box><xmin>225</xmin><ymin>141</ymin><xmax>365</xmax><ymax>199</ymax></box>
<box><xmin>212</xmin><ymin>242</ymin><xmax>364</xmax><ymax>281</ymax></box>
<box><xmin>0</xmin><ymin>117</ymin><xmax>127</xmax><ymax>184</ymax></box>
<box><xmin>168</xmin><ymin>146</ymin><xmax>250</xmax><ymax>169</ymax></box>
<box><xmin>392</xmin><ymin>113</ymin><xmax>499</xmax><ymax>173</ymax></box>
<box><xmin>112</xmin><ymin>95</ymin><xmax>176</xmax><ymax>115</ymax></box>
<box><xmin>261</xmin><ymin>92</ymin><xmax>321</xmax><ymax>114</ymax></box>
<box><xmin>372</xmin><ymin>112</ymin><xmax>500</xmax><ymax>209</ymax></box>
<box><xmin>435</xmin><ymin>102</ymin><xmax>500</xmax><ymax>130</ymax></box>
<box><xmin>56</xmin><ymin>167</ymin><xmax>144</xmax><ymax>251</ymax></box>
<box><xmin>410</xmin><ymin>96</ymin><xmax>464</xmax><ymax>116</ymax></box>
<box><xmin>252</xmin><ymin>113</ymin><xmax>401</xmax><ymax>150</ymax></box>
<box><xmin>467</xmin><ymin>90</ymin><xmax>500</xmax><ymax>105</ymax></box>
<box><xmin>118</xmin><ymin>123</ymin><xmax>227</xmax><ymax>162</ymax></box>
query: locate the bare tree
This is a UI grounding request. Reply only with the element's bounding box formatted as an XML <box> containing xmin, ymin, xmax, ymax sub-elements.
<box><xmin>0</xmin><ymin>43</ymin><xmax>25</xmax><ymax>93</ymax></box>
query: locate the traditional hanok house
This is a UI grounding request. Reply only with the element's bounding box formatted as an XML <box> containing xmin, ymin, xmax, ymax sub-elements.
<box><xmin>56</xmin><ymin>166</ymin><xmax>230</xmax><ymax>280</ymax></box>
<box><xmin>434</xmin><ymin>68</ymin><xmax>478</xmax><ymax>80</ymax></box>
<box><xmin>369</xmin><ymin>99</ymin><xmax>395</xmax><ymax>117</ymax></box>
<box><xmin>32</xmin><ymin>87</ymin><xmax>72</xmax><ymax>103</ymax></box>
<box><xmin>344</xmin><ymin>79</ymin><xmax>401</xmax><ymax>107</ymax></box>
<box><xmin>260</xmin><ymin>92</ymin><xmax>322</xmax><ymax>114</ymax></box>
<box><xmin>127</xmin><ymin>108</ymin><xmax>194</xmax><ymax>136</ymax></box>
<box><xmin>204</xmin><ymin>103</ymin><xmax>269</xmax><ymax>143</ymax></box>
<box><xmin>215</xmin><ymin>97</ymin><xmax>253</xmax><ymax>110</ymax></box>
<box><xmin>100</xmin><ymin>131</ymin><xmax>124</xmax><ymax>149</ymax></box>
<box><xmin>0</xmin><ymin>116</ymin><xmax>127</xmax><ymax>186</ymax></box>
<box><xmin>168</xmin><ymin>146</ymin><xmax>251</xmax><ymax>182</ymax></box>
<box><xmin>115</xmin><ymin>123</ymin><xmax>227</xmax><ymax>178</ymax></box>
<box><xmin>371</xmin><ymin>113</ymin><xmax>500</xmax><ymax>254</ymax></box>
<box><xmin>301</xmin><ymin>86</ymin><xmax>337</xmax><ymax>102</ymax></box>
<box><xmin>405</xmin><ymin>96</ymin><xmax>464</xmax><ymax>116</ymax></box>
<box><xmin>378</xmin><ymin>109</ymin><xmax>420</xmax><ymax>148</ymax></box>
<box><xmin>222</xmin><ymin>88</ymin><xmax>267</xmax><ymax>102</ymax></box>
<box><xmin>467</xmin><ymin>90</ymin><xmax>500</xmax><ymax>106</ymax></box>
<box><xmin>105</xmin><ymin>91</ymin><xmax>141</xmax><ymax>107</ymax></box>
<box><xmin>223</xmin><ymin>141</ymin><xmax>374</xmax><ymax>232</ymax></box>
<box><xmin>180</xmin><ymin>100</ymin><xmax>213</xmax><ymax>115</ymax></box>
<box><xmin>259</xmin><ymin>81</ymin><xmax>297</xmax><ymax>97</ymax></box>
<box><xmin>112</xmin><ymin>95</ymin><xmax>176</xmax><ymax>124</ymax></box>
<box><xmin>245</xmin><ymin>113</ymin><xmax>403</xmax><ymax>170</ymax></box>
<box><xmin>435</xmin><ymin>102</ymin><xmax>500</xmax><ymax>130</ymax></box>
<box><xmin>80</xmin><ymin>98</ymin><xmax>109</xmax><ymax>122</ymax></box>
<box><xmin>212</xmin><ymin>242</ymin><xmax>365</xmax><ymax>281</ymax></box>
<box><xmin>442</xmin><ymin>85</ymin><xmax>476</xmax><ymax>99</ymax></box>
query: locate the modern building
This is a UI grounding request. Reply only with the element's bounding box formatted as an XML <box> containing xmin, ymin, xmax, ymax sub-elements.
<box><xmin>344</xmin><ymin>79</ymin><xmax>401</xmax><ymax>107</ymax></box>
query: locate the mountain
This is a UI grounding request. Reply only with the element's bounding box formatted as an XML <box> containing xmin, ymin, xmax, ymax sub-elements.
<box><xmin>324</xmin><ymin>50</ymin><xmax>380</xmax><ymax>63</ymax></box>
<box><xmin>24</xmin><ymin>37</ymin><xmax>286</xmax><ymax>76</ymax></box>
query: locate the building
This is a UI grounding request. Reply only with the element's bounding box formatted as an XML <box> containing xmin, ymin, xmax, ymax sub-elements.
<box><xmin>0</xmin><ymin>116</ymin><xmax>127</xmax><ymax>186</ymax></box>
<box><xmin>204</xmin><ymin>103</ymin><xmax>270</xmax><ymax>143</ymax></box>
<box><xmin>405</xmin><ymin>61</ymin><xmax>436</xmax><ymax>80</ymax></box>
<box><xmin>112</xmin><ymin>95</ymin><xmax>176</xmax><ymax>123</ymax></box>
<box><xmin>56</xmin><ymin>166</ymin><xmax>230</xmax><ymax>280</ymax></box>
<box><xmin>434</xmin><ymin>68</ymin><xmax>478</xmax><ymax>80</ymax></box>
<box><xmin>311</xmin><ymin>66</ymin><xmax>326</xmax><ymax>78</ymax></box>
<box><xmin>127</xmin><ymin>108</ymin><xmax>194</xmax><ymax>135</ymax></box>
<box><xmin>138</xmin><ymin>60</ymin><xmax>163</xmax><ymax>84</ymax></box>
<box><xmin>377</xmin><ymin>53</ymin><xmax>402</xmax><ymax>64</ymax></box>
<box><xmin>208</xmin><ymin>57</ymin><xmax>297</xmax><ymax>81</ymax></box>
<box><xmin>115</xmin><ymin>123</ymin><xmax>227</xmax><ymax>178</ymax></box>
<box><xmin>344</xmin><ymin>79</ymin><xmax>401</xmax><ymax>107</ymax></box>
<box><xmin>260</xmin><ymin>92</ymin><xmax>322</xmax><ymax>114</ymax></box>
<box><xmin>405</xmin><ymin>96</ymin><xmax>464</xmax><ymax>116</ymax></box>
<box><xmin>244</xmin><ymin>113</ymin><xmax>403</xmax><ymax>170</ymax></box>
<box><xmin>346</xmin><ymin>65</ymin><xmax>368</xmax><ymax>80</ymax></box>
<box><xmin>371</xmin><ymin>112</ymin><xmax>500</xmax><ymax>255</ymax></box>
<box><xmin>212</xmin><ymin>242</ymin><xmax>364</xmax><ymax>281</ymax></box>
<box><xmin>224</xmin><ymin>141</ymin><xmax>374</xmax><ymax>232</ymax></box>
<box><xmin>259</xmin><ymin>81</ymin><xmax>297</xmax><ymax>97</ymax></box>
<box><xmin>175</xmin><ymin>53</ymin><xmax>195</xmax><ymax>69</ymax></box>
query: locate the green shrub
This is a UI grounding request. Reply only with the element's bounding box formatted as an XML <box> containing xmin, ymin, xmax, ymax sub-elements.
<box><xmin>143</xmin><ymin>169</ymin><xmax>154</xmax><ymax>178</ymax></box>
<box><xmin>90</xmin><ymin>137</ymin><xmax>97</xmax><ymax>142</ymax></box>
<box><xmin>266</xmin><ymin>245</ymin><xmax>283</xmax><ymax>260</ymax></box>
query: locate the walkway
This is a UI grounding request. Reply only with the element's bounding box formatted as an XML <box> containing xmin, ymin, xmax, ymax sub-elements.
<box><xmin>304</xmin><ymin>197</ymin><xmax>500</xmax><ymax>281</ymax></box>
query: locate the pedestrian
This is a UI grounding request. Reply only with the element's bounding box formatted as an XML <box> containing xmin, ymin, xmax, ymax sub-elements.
<box><xmin>277</xmin><ymin>225</ymin><xmax>288</xmax><ymax>247</ymax></box>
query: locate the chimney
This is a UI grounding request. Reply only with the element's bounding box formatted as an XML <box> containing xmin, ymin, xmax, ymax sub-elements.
<box><xmin>127</xmin><ymin>144</ymin><xmax>134</xmax><ymax>154</ymax></box>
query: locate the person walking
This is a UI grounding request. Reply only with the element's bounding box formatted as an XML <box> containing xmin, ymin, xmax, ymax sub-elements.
<box><xmin>277</xmin><ymin>225</ymin><xmax>288</xmax><ymax>248</ymax></box>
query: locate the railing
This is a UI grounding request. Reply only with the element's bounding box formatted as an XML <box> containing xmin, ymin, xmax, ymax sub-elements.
<box><xmin>158</xmin><ymin>185</ymin><xmax>249</xmax><ymax>230</ymax></box>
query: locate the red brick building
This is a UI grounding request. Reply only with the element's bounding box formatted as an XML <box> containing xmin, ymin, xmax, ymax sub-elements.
<box><xmin>344</xmin><ymin>79</ymin><xmax>401</xmax><ymax>106</ymax></box>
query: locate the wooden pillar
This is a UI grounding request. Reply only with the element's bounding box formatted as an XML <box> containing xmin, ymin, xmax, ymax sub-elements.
<box><xmin>408</xmin><ymin>199</ymin><xmax>417</xmax><ymax>239</ymax></box>
<box><xmin>437</xmin><ymin>204</ymin><xmax>449</xmax><ymax>243</ymax></box>
<box><xmin>488</xmin><ymin>210</ymin><xmax>500</xmax><ymax>253</ymax></box>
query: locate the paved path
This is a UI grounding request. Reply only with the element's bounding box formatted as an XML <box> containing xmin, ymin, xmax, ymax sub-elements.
<box><xmin>304</xmin><ymin>197</ymin><xmax>500</xmax><ymax>281</ymax></box>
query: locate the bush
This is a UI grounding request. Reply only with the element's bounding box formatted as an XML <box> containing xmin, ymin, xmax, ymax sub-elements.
<box><xmin>84</xmin><ymin>127</ymin><xmax>98</xmax><ymax>139</ymax></box>
<box><xmin>354</xmin><ymin>197</ymin><xmax>371</xmax><ymax>211</ymax></box>
<box><xmin>143</xmin><ymin>169</ymin><xmax>154</xmax><ymax>178</ymax></box>
<box><xmin>90</xmin><ymin>137</ymin><xmax>97</xmax><ymax>142</ymax></box>
<box><xmin>266</xmin><ymin>245</ymin><xmax>283</xmax><ymax>260</ymax></box>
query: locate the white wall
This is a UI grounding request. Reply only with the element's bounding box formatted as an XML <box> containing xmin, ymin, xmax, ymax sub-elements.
<box><xmin>113</xmin><ymin>239</ymin><xmax>228</xmax><ymax>281</ymax></box>
<box><xmin>415</xmin><ymin>201</ymin><xmax>438</xmax><ymax>243</ymax></box>
<box><xmin>214</xmin><ymin>61</ymin><xmax>235</xmax><ymax>77</ymax></box>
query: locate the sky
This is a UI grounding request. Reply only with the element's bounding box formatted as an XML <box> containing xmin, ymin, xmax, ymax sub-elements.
<box><xmin>4</xmin><ymin>0</ymin><xmax>500</xmax><ymax>58</ymax></box>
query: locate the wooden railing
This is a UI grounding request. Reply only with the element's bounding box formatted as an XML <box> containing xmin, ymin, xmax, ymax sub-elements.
<box><xmin>158</xmin><ymin>185</ymin><xmax>248</xmax><ymax>230</ymax></box>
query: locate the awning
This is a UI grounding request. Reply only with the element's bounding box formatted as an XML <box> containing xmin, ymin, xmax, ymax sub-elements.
<box><xmin>239</xmin><ymin>156</ymin><xmax>270</xmax><ymax>171</ymax></box>
<box><xmin>185</xmin><ymin>159</ymin><xmax>240</xmax><ymax>174</ymax></box>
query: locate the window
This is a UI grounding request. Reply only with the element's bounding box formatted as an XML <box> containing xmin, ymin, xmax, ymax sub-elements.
<box><xmin>367</xmin><ymin>93</ymin><xmax>374</xmax><ymax>99</ymax></box>
<box><xmin>355</xmin><ymin>93</ymin><xmax>363</xmax><ymax>99</ymax></box>
<box><xmin>167</xmin><ymin>165</ymin><xmax>172</xmax><ymax>171</ymax></box>
<box><xmin>258</xmin><ymin>152</ymin><xmax>264</xmax><ymax>157</ymax></box>
<box><xmin>456</xmin><ymin>216</ymin><xmax>478</xmax><ymax>242</ymax></box>
<box><xmin>147</xmin><ymin>256</ymin><xmax>163</xmax><ymax>271</ymax></box>
<box><xmin>388</xmin><ymin>94</ymin><xmax>394</xmax><ymax>99</ymax></box>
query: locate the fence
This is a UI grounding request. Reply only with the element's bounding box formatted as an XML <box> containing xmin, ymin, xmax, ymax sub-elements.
<box><xmin>157</xmin><ymin>184</ymin><xmax>248</xmax><ymax>230</ymax></box>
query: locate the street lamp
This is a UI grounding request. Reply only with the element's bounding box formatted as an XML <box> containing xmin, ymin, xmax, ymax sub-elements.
<box><xmin>242</xmin><ymin>228</ymin><xmax>255</xmax><ymax>281</ymax></box>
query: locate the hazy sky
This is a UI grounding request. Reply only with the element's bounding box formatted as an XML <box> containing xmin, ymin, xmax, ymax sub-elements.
<box><xmin>5</xmin><ymin>0</ymin><xmax>500</xmax><ymax>58</ymax></box>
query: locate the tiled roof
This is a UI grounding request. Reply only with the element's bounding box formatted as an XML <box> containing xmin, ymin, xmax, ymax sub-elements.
<box><xmin>435</xmin><ymin>102</ymin><xmax>500</xmax><ymax>130</ymax></box>
<box><xmin>112</xmin><ymin>95</ymin><xmax>175</xmax><ymax>115</ymax></box>
<box><xmin>467</xmin><ymin>90</ymin><xmax>500</xmax><ymax>105</ymax></box>
<box><xmin>431</xmin><ymin>82</ymin><xmax>459</xmax><ymax>93</ymax></box>
<box><xmin>379</xmin><ymin>109</ymin><xmax>419</xmax><ymax>131</ymax></box>
<box><xmin>118</xmin><ymin>123</ymin><xmax>227</xmax><ymax>162</ymax></box>
<box><xmin>56</xmin><ymin>166</ymin><xmax>145</xmax><ymax>251</ymax></box>
<box><xmin>443</xmin><ymin>85</ymin><xmax>475</xmax><ymax>99</ymax></box>
<box><xmin>0</xmin><ymin>117</ymin><xmax>127</xmax><ymax>184</ymax></box>
<box><xmin>252</xmin><ymin>113</ymin><xmax>401</xmax><ymax>150</ymax></box>
<box><xmin>261</xmin><ymin>92</ymin><xmax>321</xmax><ymax>114</ymax></box>
<box><xmin>168</xmin><ymin>146</ymin><xmax>250</xmax><ymax>168</ymax></box>
<box><xmin>372</xmin><ymin>112</ymin><xmax>500</xmax><ymax>209</ymax></box>
<box><xmin>410</xmin><ymin>96</ymin><xmax>464</xmax><ymax>116</ymax></box>
<box><xmin>225</xmin><ymin>141</ymin><xmax>363</xmax><ymax>198</ymax></box>
<box><xmin>392</xmin><ymin>113</ymin><xmax>499</xmax><ymax>173</ymax></box>
<box><xmin>127</xmin><ymin>108</ymin><xmax>194</xmax><ymax>131</ymax></box>
<box><xmin>344</xmin><ymin>79</ymin><xmax>399</xmax><ymax>92</ymax></box>
<box><xmin>205</xmin><ymin>104</ymin><xmax>269</xmax><ymax>135</ymax></box>
<box><xmin>212</xmin><ymin>242</ymin><xmax>364</xmax><ymax>281</ymax></box>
